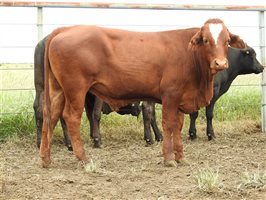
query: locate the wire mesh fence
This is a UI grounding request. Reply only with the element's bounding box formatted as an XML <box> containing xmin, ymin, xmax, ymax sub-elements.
<box><xmin>0</xmin><ymin>5</ymin><xmax>265</xmax><ymax>118</ymax></box>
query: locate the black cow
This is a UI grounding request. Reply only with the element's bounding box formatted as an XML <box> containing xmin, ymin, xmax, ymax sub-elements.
<box><xmin>83</xmin><ymin>93</ymin><xmax>162</xmax><ymax>147</ymax></box>
<box><xmin>33</xmin><ymin>36</ymin><xmax>162</xmax><ymax>150</ymax></box>
<box><xmin>189</xmin><ymin>46</ymin><xmax>264</xmax><ymax>140</ymax></box>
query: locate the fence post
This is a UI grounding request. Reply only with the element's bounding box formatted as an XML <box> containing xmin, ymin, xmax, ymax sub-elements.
<box><xmin>260</xmin><ymin>11</ymin><xmax>266</xmax><ymax>132</ymax></box>
<box><xmin>37</xmin><ymin>7</ymin><xmax>43</xmax><ymax>42</ymax></box>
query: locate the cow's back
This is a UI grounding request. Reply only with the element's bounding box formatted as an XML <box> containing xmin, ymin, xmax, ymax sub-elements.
<box><xmin>34</xmin><ymin>36</ymin><xmax>48</xmax><ymax>92</ymax></box>
<box><xmin>48</xmin><ymin>25</ymin><xmax>199</xmax><ymax>110</ymax></box>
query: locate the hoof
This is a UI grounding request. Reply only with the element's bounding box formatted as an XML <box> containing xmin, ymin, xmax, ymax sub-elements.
<box><xmin>93</xmin><ymin>142</ymin><xmax>101</xmax><ymax>148</ymax></box>
<box><xmin>41</xmin><ymin>158</ymin><xmax>51</xmax><ymax>168</ymax></box>
<box><xmin>164</xmin><ymin>160</ymin><xmax>178</xmax><ymax>167</ymax></box>
<box><xmin>189</xmin><ymin>133</ymin><xmax>197</xmax><ymax>140</ymax></box>
<box><xmin>145</xmin><ymin>139</ymin><xmax>154</xmax><ymax>146</ymax></box>
<box><xmin>176</xmin><ymin>158</ymin><xmax>189</xmax><ymax>166</ymax></box>
<box><xmin>67</xmin><ymin>145</ymin><xmax>73</xmax><ymax>151</ymax></box>
<box><xmin>207</xmin><ymin>135</ymin><xmax>213</xmax><ymax>141</ymax></box>
<box><xmin>155</xmin><ymin>135</ymin><xmax>163</xmax><ymax>142</ymax></box>
<box><xmin>93</xmin><ymin>139</ymin><xmax>102</xmax><ymax>148</ymax></box>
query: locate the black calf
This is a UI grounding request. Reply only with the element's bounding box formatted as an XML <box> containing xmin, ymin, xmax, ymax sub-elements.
<box><xmin>189</xmin><ymin>46</ymin><xmax>264</xmax><ymax>140</ymax></box>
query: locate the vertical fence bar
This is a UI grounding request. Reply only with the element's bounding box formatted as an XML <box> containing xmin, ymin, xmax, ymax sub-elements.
<box><xmin>260</xmin><ymin>11</ymin><xmax>266</xmax><ymax>132</ymax></box>
<box><xmin>37</xmin><ymin>7</ymin><xmax>43</xmax><ymax>42</ymax></box>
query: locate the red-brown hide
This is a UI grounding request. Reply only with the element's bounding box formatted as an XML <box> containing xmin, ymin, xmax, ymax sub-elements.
<box><xmin>40</xmin><ymin>18</ymin><xmax>245</xmax><ymax>167</ymax></box>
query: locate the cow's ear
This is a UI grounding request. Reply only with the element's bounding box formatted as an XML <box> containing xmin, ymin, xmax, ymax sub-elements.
<box><xmin>188</xmin><ymin>30</ymin><xmax>203</xmax><ymax>50</ymax></box>
<box><xmin>228</xmin><ymin>31</ymin><xmax>246</xmax><ymax>49</ymax></box>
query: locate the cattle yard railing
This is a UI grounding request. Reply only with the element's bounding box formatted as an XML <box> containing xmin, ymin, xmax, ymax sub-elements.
<box><xmin>0</xmin><ymin>1</ymin><xmax>266</xmax><ymax>131</ymax></box>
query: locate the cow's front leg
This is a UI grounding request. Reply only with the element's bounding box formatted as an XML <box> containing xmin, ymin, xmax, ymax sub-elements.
<box><xmin>188</xmin><ymin>111</ymin><xmax>199</xmax><ymax>140</ymax></box>
<box><xmin>162</xmin><ymin>99</ymin><xmax>177</xmax><ymax>167</ymax></box>
<box><xmin>162</xmin><ymin>99</ymin><xmax>185</xmax><ymax>167</ymax></box>
<box><xmin>206</xmin><ymin>103</ymin><xmax>215</xmax><ymax>140</ymax></box>
<box><xmin>173</xmin><ymin>111</ymin><xmax>187</xmax><ymax>165</ymax></box>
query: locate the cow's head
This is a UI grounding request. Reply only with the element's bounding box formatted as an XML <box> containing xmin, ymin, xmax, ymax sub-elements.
<box><xmin>239</xmin><ymin>46</ymin><xmax>264</xmax><ymax>74</ymax></box>
<box><xmin>117</xmin><ymin>102</ymin><xmax>141</xmax><ymax>117</ymax></box>
<box><xmin>189</xmin><ymin>18</ymin><xmax>246</xmax><ymax>74</ymax></box>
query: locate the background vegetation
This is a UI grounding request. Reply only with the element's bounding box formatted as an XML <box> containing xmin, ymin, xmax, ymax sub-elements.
<box><xmin>0</xmin><ymin>63</ymin><xmax>263</xmax><ymax>141</ymax></box>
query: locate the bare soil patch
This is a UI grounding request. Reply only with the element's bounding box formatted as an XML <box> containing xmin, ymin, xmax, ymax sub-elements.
<box><xmin>1</xmin><ymin>120</ymin><xmax>266</xmax><ymax>200</ymax></box>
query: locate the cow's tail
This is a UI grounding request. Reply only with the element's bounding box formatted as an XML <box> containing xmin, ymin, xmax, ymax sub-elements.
<box><xmin>41</xmin><ymin>28</ymin><xmax>63</xmax><ymax>164</ymax></box>
<box><xmin>44</xmin><ymin>28</ymin><xmax>65</xmax><ymax>128</ymax></box>
<box><xmin>39</xmin><ymin>31</ymin><xmax>52</xmax><ymax>167</ymax></box>
<box><xmin>43</xmin><ymin>31</ymin><xmax>57</xmax><ymax>139</ymax></box>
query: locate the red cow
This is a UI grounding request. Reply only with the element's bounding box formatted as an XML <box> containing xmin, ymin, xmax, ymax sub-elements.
<box><xmin>40</xmin><ymin>19</ymin><xmax>245</xmax><ymax>168</ymax></box>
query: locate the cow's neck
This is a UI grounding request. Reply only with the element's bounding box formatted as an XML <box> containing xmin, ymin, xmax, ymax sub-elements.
<box><xmin>192</xmin><ymin>51</ymin><xmax>215</xmax><ymax>106</ymax></box>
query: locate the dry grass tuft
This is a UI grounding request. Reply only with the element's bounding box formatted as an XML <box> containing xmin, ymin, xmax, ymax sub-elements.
<box><xmin>194</xmin><ymin>167</ymin><xmax>223</xmax><ymax>194</ymax></box>
<box><xmin>84</xmin><ymin>159</ymin><xmax>98</xmax><ymax>173</ymax></box>
<box><xmin>238</xmin><ymin>167</ymin><xmax>266</xmax><ymax>190</ymax></box>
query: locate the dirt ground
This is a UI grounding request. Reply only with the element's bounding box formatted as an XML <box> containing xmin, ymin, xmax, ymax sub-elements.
<box><xmin>0</xmin><ymin>120</ymin><xmax>266</xmax><ymax>200</ymax></box>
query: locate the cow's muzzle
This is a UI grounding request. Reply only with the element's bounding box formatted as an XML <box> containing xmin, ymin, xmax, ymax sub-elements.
<box><xmin>211</xmin><ymin>58</ymin><xmax>229</xmax><ymax>71</ymax></box>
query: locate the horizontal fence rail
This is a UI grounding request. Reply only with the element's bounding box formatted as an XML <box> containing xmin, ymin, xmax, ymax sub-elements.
<box><xmin>0</xmin><ymin>2</ymin><xmax>265</xmax><ymax>131</ymax></box>
<box><xmin>1</xmin><ymin>1</ymin><xmax>266</xmax><ymax>11</ymax></box>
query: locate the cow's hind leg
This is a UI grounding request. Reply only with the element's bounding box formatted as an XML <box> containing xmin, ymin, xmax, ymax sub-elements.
<box><xmin>150</xmin><ymin>102</ymin><xmax>163</xmax><ymax>142</ymax></box>
<box><xmin>63</xmin><ymin>91</ymin><xmax>88</xmax><ymax>164</ymax></box>
<box><xmin>142</xmin><ymin>102</ymin><xmax>154</xmax><ymax>145</ymax></box>
<box><xmin>84</xmin><ymin>94</ymin><xmax>103</xmax><ymax>148</ymax></box>
<box><xmin>33</xmin><ymin>90</ymin><xmax>44</xmax><ymax>149</ymax></box>
<box><xmin>91</xmin><ymin>97</ymin><xmax>103</xmax><ymax>148</ymax></box>
<box><xmin>60</xmin><ymin>117</ymin><xmax>73</xmax><ymax>151</ymax></box>
<box><xmin>84</xmin><ymin>93</ymin><xmax>95</xmax><ymax>145</ymax></box>
<box><xmin>40</xmin><ymin>87</ymin><xmax>65</xmax><ymax>167</ymax></box>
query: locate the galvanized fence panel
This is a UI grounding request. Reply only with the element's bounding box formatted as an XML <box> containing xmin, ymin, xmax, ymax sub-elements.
<box><xmin>0</xmin><ymin>2</ymin><xmax>265</xmax><ymax>129</ymax></box>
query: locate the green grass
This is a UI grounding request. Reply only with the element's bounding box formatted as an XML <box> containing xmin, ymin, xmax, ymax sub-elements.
<box><xmin>0</xmin><ymin>63</ymin><xmax>263</xmax><ymax>141</ymax></box>
<box><xmin>80</xmin><ymin>112</ymin><xmax>144</xmax><ymax>144</ymax></box>
<box><xmin>195</xmin><ymin>74</ymin><xmax>262</xmax><ymax>122</ymax></box>
<box><xmin>0</xmin><ymin>63</ymin><xmax>35</xmax><ymax>140</ymax></box>
<box><xmin>0</xmin><ymin>110</ymin><xmax>35</xmax><ymax>142</ymax></box>
<box><xmin>198</xmin><ymin>85</ymin><xmax>261</xmax><ymax>121</ymax></box>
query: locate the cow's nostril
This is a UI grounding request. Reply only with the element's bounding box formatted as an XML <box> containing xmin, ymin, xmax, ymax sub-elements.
<box><xmin>215</xmin><ymin>59</ymin><xmax>227</xmax><ymax>68</ymax></box>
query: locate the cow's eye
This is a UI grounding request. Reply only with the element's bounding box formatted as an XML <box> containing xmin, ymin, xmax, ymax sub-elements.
<box><xmin>246</xmin><ymin>51</ymin><xmax>250</xmax><ymax>55</ymax></box>
<box><xmin>203</xmin><ymin>38</ymin><xmax>209</xmax><ymax>45</ymax></box>
<box><xmin>225</xmin><ymin>39</ymin><xmax>231</xmax><ymax>46</ymax></box>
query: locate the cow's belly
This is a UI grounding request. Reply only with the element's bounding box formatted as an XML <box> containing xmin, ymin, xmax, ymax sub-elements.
<box><xmin>90</xmin><ymin>78</ymin><xmax>161</xmax><ymax>110</ymax></box>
